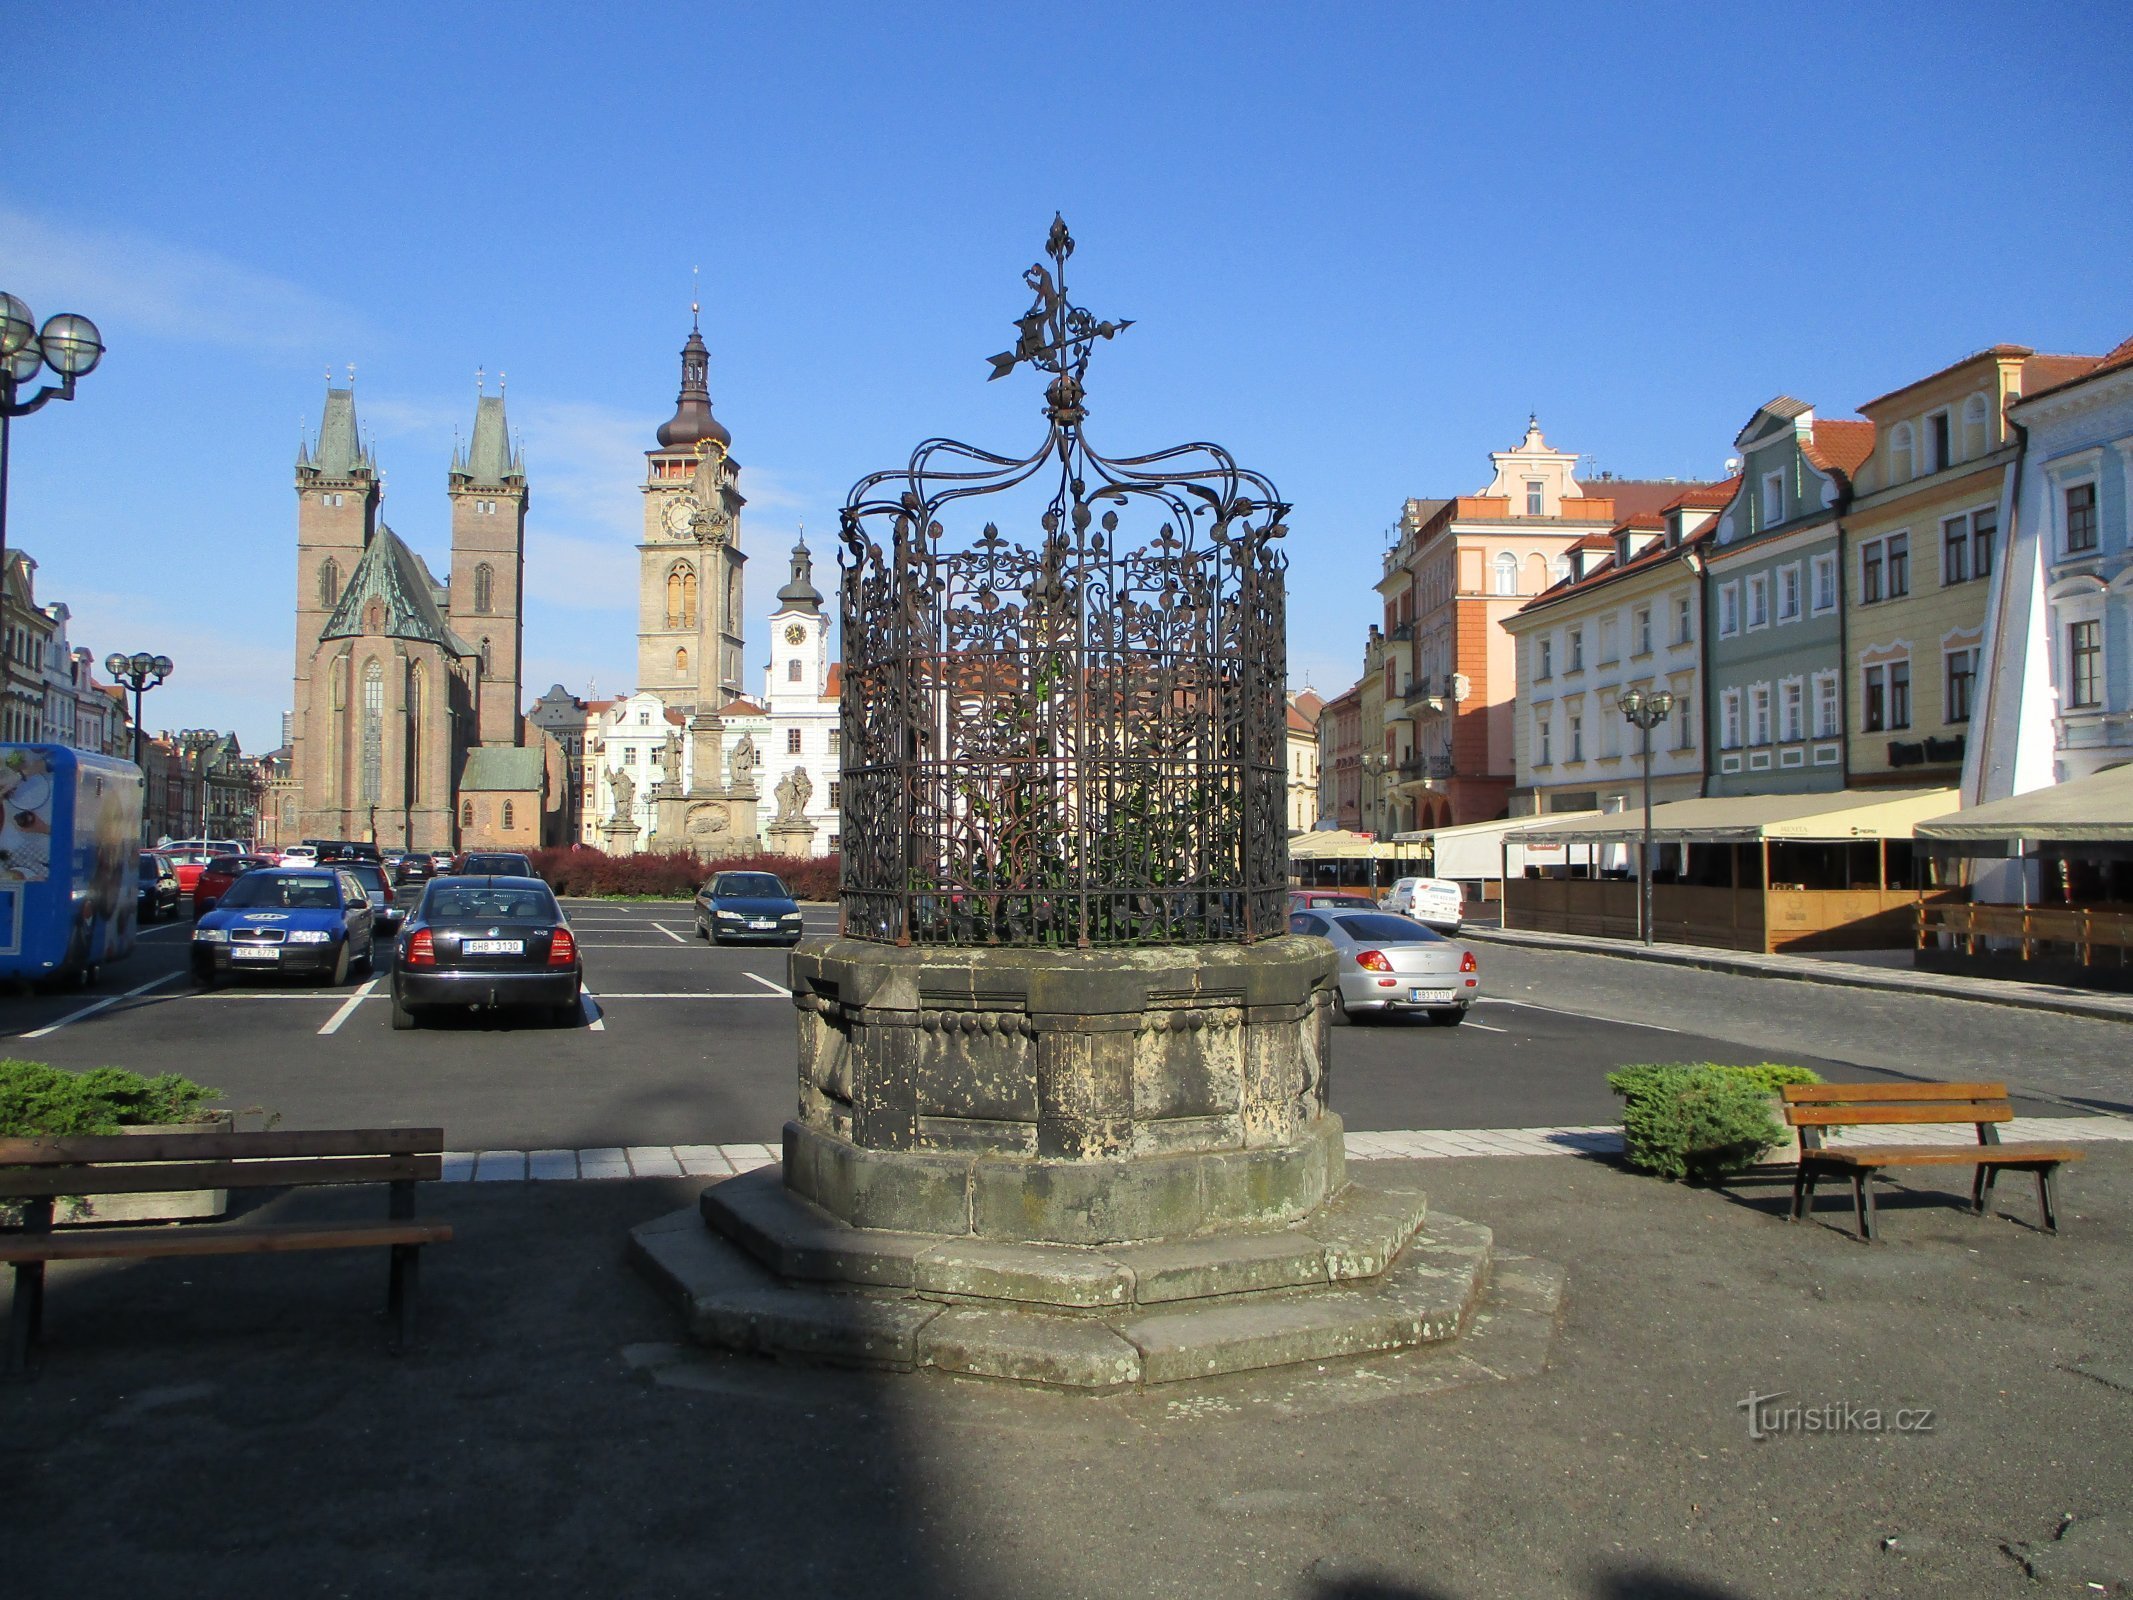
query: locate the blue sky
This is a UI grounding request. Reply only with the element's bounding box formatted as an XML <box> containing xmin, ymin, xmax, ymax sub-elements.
<box><xmin>4</xmin><ymin>1</ymin><xmax>2128</xmax><ymax>753</ymax></box>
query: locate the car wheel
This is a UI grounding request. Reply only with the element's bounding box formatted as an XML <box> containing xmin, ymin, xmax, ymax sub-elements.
<box><xmin>1331</xmin><ymin>989</ymin><xmax>1353</xmax><ymax>1026</ymax></box>
<box><xmin>329</xmin><ymin>942</ymin><xmax>351</xmax><ymax>986</ymax></box>
<box><xmin>551</xmin><ymin>1001</ymin><xmax>582</xmax><ymax>1028</ymax></box>
<box><xmin>195</xmin><ymin>963</ymin><xmax>220</xmax><ymax>991</ymax></box>
<box><xmin>1428</xmin><ymin>1008</ymin><xmax>1466</xmax><ymax>1027</ymax></box>
<box><xmin>390</xmin><ymin>993</ymin><xmax>417</xmax><ymax>1030</ymax></box>
<box><xmin>353</xmin><ymin>936</ymin><xmax>376</xmax><ymax>977</ymax></box>
<box><xmin>695</xmin><ymin>918</ymin><xmax>709</xmax><ymax>941</ymax></box>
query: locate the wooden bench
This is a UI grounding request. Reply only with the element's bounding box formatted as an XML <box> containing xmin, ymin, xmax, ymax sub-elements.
<box><xmin>1</xmin><ymin>1127</ymin><xmax>452</xmax><ymax>1375</ymax></box>
<box><xmin>1782</xmin><ymin>1083</ymin><xmax>2083</xmax><ymax>1242</ymax></box>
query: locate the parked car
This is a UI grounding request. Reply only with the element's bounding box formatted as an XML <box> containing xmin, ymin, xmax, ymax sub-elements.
<box><xmin>454</xmin><ymin>851</ymin><xmax>536</xmax><ymax>877</ymax></box>
<box><xmin>314</xmin><ymin>839</ymin><xmax>381</xmax><ymax>865</ymax></box>
<box><xmin>392</xmin><ymin>855</ymin><xmax>437</xmax><ymax>889</ymax></box>
<box><xmin>1289</xmin><ymin>908</ymin><xmax>1479</xmax><ymax>1025</ymax></box>
<box><xmin>339</xmin><ymin>860</ymin><xmax>403</xmax><ymax>933</ymax></box>
<box><xmin>156</xmin><ymin>848</ymin><xmax>216</xmax><ymax>897</ymax></box>
<box><xmin>191</xmin><ymin>867</ymin><xmax>377</xmax><ymax>987</ymax></box>
<box><xmin>1381</xmin><ymin>875</ymin><xmax>1464</xmax><ymax>932</ymax></box>
<box><xmin>1288</xmin><ymin>890</ymin><xmax>1381</xmax><ymax>912</ymax></box>
<box><xmin>428</xmin><ymin>851</ymin><xmax>455</xmax><ymax>871</ymax></box>
<box><xmin>279</xmin><ymin>844</ymin><xmax>320</xmax><ymax>867</ymax></box>
<box><xmin>193</xmin><ymin>853</ymin><xmax>276</xmax><ymax>915</ymax></box>
<box><xmin>137</xmin><ymin>850</ymin><xmax>182</xmax><ymax>923</ymax></box>
<box><xmin>390</xmin><ymin>875</ymin><xmax>581</xmax><ymax>1029</ymax></box>
<box><xmin>694</xmin><ymin>870</ymin><xmax>804</xmax><ymax>946</ymax></box>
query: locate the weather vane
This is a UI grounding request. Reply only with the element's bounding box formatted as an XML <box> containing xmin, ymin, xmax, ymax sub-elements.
<box><xmin>984</xmin><ymin>213</ymin><xmax>1133</xmax><ymax>427</ymax></box>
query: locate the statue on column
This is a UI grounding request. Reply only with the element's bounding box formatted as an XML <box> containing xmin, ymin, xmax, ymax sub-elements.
<box><xmin>774</xmin><ymin>766</ymin><xmax>813</xmax><ymax>823</ymax></box>
<box><xmin>729</xmin><ymin>733</ymin><xmax>757</xmax><ymax>792</ymax></box>
<box><xmin>609</xmin><ymin>766</ymin><xmax>636</xmax><ymax>824</ymax></box>
<box><xmin>660</xmin><ymin>728</ymin><xmax>684</xmax><ymax>791</ymax></box>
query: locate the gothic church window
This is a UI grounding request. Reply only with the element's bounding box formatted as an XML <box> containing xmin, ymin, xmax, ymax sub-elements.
<box><xmin>480</xmin><ymin>638</ymin><xmax>492</xmax><ymax>673</ymax></box>
<box><xmin>474</xmin><ymin>563</ymin><xmax>494</xmax><ymax>614</ymax></box>
<box><xmin>462</xmin><ymin>800</ymin><xmax>474</xmax><ymax>829</ymax></box>
<box><xmin>318</xmin><ymin>559</ymin><xmax>339</xmax><ymax>608</ymax></box>
<box><xmin>360</xmin><ymin>659</ymin><xmax>383</xmax><ymax>806</ymax></box>
<box><xmin>666</xmin><ymin>563</ymin><xmax>698</xmax><ymax>629</ymax></box>
<box><xmin>409</xmin><ymin>663</ymin><xmax>426</xmax><ymax>803</ymax></box>
<box><xmin>502</xmin><ymin>801</ymin><xmax>514</xmax><ymax>830</ymax></box>
<box><xmin>675</xmin><ymin>648</ymin><xmax>689</xmax><ymax>674</ymax></box>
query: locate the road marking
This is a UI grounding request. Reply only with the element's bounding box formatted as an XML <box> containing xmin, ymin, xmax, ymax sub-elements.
<box><xmin>19</xmin><ymin>972</ymin><xmax>183</xmax><ymax>1039</ymax></box>
<box><xmin>582</xmin><ymin>988</ymin><xmax>606</xmax><ymax>1032</ymax></box>
<box><xmin>1477</xmin><ymin>997</ymin><xmax>1683</xmax><ymax>1034</ymax></box>
<box><xmin>744</xmin><ymin>970</ymin><xmax>792</xmax><ymax>997</ymax></box>
<box><xmin>651</xmin><ymin>923</ymin><xmax>689</xmax><ymax>944</ymax></box>
<box><xmin>591</xmin><ymin>991</ymin><xmax>785</xmax><ymax>999</ymax></box>
<box><xmin>318</xmin><ymin>978</ymin><xmax>377</xmax><ymax>1035</ymax></box>
<box><xmin>1462</xmin><ymin>1021</ymin><xmax>1508</xmax><ymax>1033</ymax></box>
<box><xmin>577</xmin><ymin>942</ymin><xmax>679</xmax><ymax>950</ymax></box>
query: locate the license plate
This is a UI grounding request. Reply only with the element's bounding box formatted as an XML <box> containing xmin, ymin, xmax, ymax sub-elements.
<box><xmin>1409</xmin><ymin>987</ymin><xmax>1453</xmax><ymax>1003</ymax></box>
<box><xmin>231</xmin><ymin>946</ymin><xmax>279</xmax><ymax>962</ymax></box>
<box><xmin>749</xmin><ymin>920</ymin><xmax>777</xmax><ymax>930</ymax></box>
<box><xmin>464</xmin><ymin>938</ymin><xmax>524</xmax><ymax>955</ymax></box>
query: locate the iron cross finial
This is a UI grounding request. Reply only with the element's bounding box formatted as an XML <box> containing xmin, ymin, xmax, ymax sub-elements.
<box><xmin>984</xmin><ymin>215</ymin><xmax>1133</xmax><ymax>426</ymax></box>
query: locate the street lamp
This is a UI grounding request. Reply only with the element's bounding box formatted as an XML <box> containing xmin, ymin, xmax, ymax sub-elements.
<box><xmin>1359</xmin><ymin>750</ymin><xmax>1390</xmax><ymax>898</ymax></box>
<box><xmin>2</xmin><ymin>293</ymin><xmax>105</xmax><ymax>595</ymax></box>
<box><xmin>1617</xmin><ymin>686</ymin><xmax>1676</xmax><ymax>946</ymax></box>
<box><xmin>105</xmin><ymin>651</ymin><xmax>174</xmax><ymax>770</ymax></box>
<box><xmin>178</xmin><ymin>729</ymin><xmax>220</xmax><ymax>841</ymax></box>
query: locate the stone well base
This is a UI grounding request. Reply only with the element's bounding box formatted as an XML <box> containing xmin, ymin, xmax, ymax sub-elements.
<box><xmin>629</xmin><ymin>1166</ymin><xmax>1493</xmax><ymax>1391</ymax></box>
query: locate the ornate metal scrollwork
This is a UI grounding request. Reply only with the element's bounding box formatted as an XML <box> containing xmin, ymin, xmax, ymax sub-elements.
<box><xmin>837</xmin><ymin>216</ymin><xmax>1290</xmax><ymax>948</ymax></box>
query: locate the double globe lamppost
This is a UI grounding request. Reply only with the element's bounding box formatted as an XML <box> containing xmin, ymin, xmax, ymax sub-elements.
<box><xmin>105</xmin><ymin>652</ymin><xmax>174</xmax><ymax>771</ymax></box>
<box><xmin>0</xmin><ymin>294</ymin><xmax>105</xmax><ymax>593</ymax></box>
<box><xmin>1617</xmin><ymin>685</ymin><xmax>1676</xmax><ymax>947</ymax></box>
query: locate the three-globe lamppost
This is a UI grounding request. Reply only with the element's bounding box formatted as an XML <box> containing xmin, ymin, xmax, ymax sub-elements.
<box><xmin>105</xmin><ymin>652</ymin><xmax>173</xmax><ymax>771</ymax></box>
<box><xmin>177</xmin><ymin>728</ymin><xmax>222</xmax><ymax>841</ymax></box>
<box><xmin>1617</xmin><ymin>686</ymin><xmax>1676</xmax><ymax>947</ymax></box>
<box><xmin>1358</xmin><ymin>750</ymin><xmax>1390</xmax><ymax>899</ymax></box>
<box><xmin>1</xmin><ymin>293</ymin><xmax>105</xmax><ymax>596</ymax></box>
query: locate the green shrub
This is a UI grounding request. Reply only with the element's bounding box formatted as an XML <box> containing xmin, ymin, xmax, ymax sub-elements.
<box><xmin>1605</xmin><ymin>1062</ymin><xmax>1823</xmax><ymax>1183</ymax></box>
<box><xmin>0</xmin><ymin>1060</ymin><xmax>221</xmax><ymax>1138</ymax></box>
<box><xmin>525</xmin><ymin>846</ymin><xmax>841</xmax><ymax>902</ymax></box>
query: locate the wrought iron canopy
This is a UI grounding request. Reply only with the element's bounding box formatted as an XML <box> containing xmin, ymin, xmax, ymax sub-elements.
<box><xmin>837</xmin><ymin>217</ymin><xmax>1291</xmax><ymax>948</ymax></box>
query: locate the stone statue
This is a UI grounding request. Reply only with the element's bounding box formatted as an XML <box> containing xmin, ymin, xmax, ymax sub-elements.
<box><xmin>609</xmin><ymin>766</ymin><xmax>635</xmax><ymax>822</ymax></box>
<box><xmin>774</xmin><ymin>765</ymin><xmax>812</xmax><ymax>823</ymax></box>
<box><xmin>728</xmin><ymin>733</ymin><xmax>756</xmax><ymax>788</ymax></box>
<box><xmin>660</xmin><ymin>729</ymin><xmax>683</xmax><ymax>790</ymax></box>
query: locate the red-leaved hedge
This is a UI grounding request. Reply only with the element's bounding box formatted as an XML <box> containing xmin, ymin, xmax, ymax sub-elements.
<box><xmin>527</xmin><ymin>846</ymin><xmax>841</xmax><ymax>902</ymax></box>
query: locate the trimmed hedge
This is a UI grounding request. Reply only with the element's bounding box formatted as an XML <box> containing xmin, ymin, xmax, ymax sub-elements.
<box><xmin>526</xmin><ymin>846</ymin><xmax>840</xmax><ymax>903</ymax></box>
<box><xmin>1606</xmin><ymin>1062</ymin><xmax>1824</xmax><ymax>1183</ymax></box>
<box><xmin>0</xmin><ymin>1060</ymin><xmax>221</xmax><ymax>1138</ymax></box>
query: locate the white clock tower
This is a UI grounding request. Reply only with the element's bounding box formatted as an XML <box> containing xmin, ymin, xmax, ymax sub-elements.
<box><xmin>637</xmin><ymin>308</ymin><xmax>746</xmax><ymax>714</ymax></box>
<box><xmin>761</xmin><ymin>534</ymin><xmax>839</xmax><ymax>855</ymax></box>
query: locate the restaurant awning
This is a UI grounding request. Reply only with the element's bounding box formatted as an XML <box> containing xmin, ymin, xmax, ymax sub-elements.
<box><xmin>1504</xmin><ymin>788</ymin><xmax>1960</xmax><ymax>847</ymax></box>
<box><xmin>1915</xmin><ymin>763</ymin><xmax>2133</xmax><ymax>845</ymax></box>
<box><xmin>1287</xmin><ymin>829</ymin><xmax>1419</xmax><ymax>861</ymax></box>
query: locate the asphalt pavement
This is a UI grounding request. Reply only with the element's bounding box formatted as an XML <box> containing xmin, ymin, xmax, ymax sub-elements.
<box><xmin>1</xmin><ymin>901</ymin><xmax>2099</xmax><ymax>1149</ymax></box>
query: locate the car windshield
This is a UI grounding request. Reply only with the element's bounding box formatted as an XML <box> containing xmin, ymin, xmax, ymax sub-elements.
<box><xmin>1330</xmin><ymin>913</ymin><xmax>1442</xmax><ymax>943</ymax></box>
<box><xmin>220</xmin><ymin>874</ymin><xmax>341</xmax><ymax>911</ymax></box>
<box><xmin>343</xmin><ymin>865</ymin><xmax>386</xmax><ymax>892</ymax></box>
<box><xmin>463</xmin><ymin>855</ymin><xmax>530</xmax><ymax>873</ymax></box>
<box><xmin>712</xmin><ymin>873</ymin><xmax>789</xmax><ymax>898</ymax></box>
<box><xmin>204</xmin><ymin>856</ymin><xmax>247</xmax><ymax>875</ymax></box>
<box><xmin>423</xmin><ymin>886</ymin><xmax>558</xmax><ymax>923</ymax></box>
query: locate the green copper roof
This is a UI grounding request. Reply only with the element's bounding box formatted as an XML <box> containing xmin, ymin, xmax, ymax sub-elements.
<box><xmin>299</xmin><ymin>387</ymin><xmax>374</xmax><ymax>478</ymax></box>
<box><xmin>452</xmin><ymin>393</ymin><xmax>522</xmax><ymax>487</ymax></box>
<box><xmin>459</xmin><ymin>745</ymin><xmax>544</xmax><ymax>792</ymax></box>
<box><xmin>319</xmin><ymin>527</ymin><xmax>457</xmax><ymax>647</ymax></box>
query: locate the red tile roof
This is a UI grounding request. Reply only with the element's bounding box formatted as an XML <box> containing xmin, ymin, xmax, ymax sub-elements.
<box><xmin>1516</xmin><ymin>521</ymin><xmax>1716</xmax><ymax>616</ymax></box>
<box><xmin>1800</xmin><ymin>419</ymin><xmax>1875</xmax><ymax>478</ymax></box>
<box><xmin>1665</xmin><ymin>476</ymin><xmax>1740</xmax><ymax>512</ymax></box>
<box><xmin>825</xmin><ymin>664</ymin><xmax>842</xmax><ymax>698</ymax></box>
<box><xmin>719</xmin><ymin>697</ymin><xmax>768</xmax><ymax>717</ymax></box>
<box><xmin>1285</xmin><ymin>705</ymin><xmax>1316</xmax><ymax>734</ymax></box>
<box><xmin>1289</xmin><ymin>688</ymin><xmax>1326</xmax><ymax>722</ymax></box>
<box><xmin>2016</xmin><ymin>336</ymin><xmax>2132</xmax><ymax>406</ymax></box>
<box><xmin>1858</xmin><ymin>345</ymin><xmax>2037</xmax><ymax>410</ymax></box>
<box><xmin>1582</xmin><ymin>479</ymin><xmax>1716</xmax><ymax>519</ymax></box>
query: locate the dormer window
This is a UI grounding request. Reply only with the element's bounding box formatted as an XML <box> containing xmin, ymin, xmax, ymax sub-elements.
<box><xmin>1761</xmin><ymin>472</ymin><xmax>1785</xmax><ymax>527</ymax></box>
<box><xmin>1927</xmin><ymin>411</ymin><xmax>1952</xmax><ymax>473</ymax></box>
<box><xmin>1525</xmin><ymin>481</ymin><xmax>1544</xmax><ymax>516</ymax></box>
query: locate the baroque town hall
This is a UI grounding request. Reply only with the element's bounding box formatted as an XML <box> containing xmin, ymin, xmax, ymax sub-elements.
<box><xmin>287</xmin><ymin>379</ymin><xmax>561</xmax><ymax>851</ymax></box>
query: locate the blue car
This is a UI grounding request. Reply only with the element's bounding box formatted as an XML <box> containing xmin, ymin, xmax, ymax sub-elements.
<box><xmin>693</xmin><ymin>870</ymin><xmax>805</xmax><ymax>946</ymax></box>
<box><xmin>191</xmin><ymin>867</ymin><xmax>378</xmax><ymax>986</ymax></box>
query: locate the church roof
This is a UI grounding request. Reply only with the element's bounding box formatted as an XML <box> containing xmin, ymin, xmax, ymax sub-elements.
<box><xmin>452</xmin><ymin>392</ymin><xmax>523</xmax><ymax>486</ymax></box>
<box><xmin>298</xmin><ymin>386</ymin><xmax>374</xmax><ymax>478</ymax></box>
<box><xmin>319</xmin><ymin>526</ymin><xmax>462</xmax><ymax>649</ymax></box>
<box><xmin>459</xmin><ymin>746</ymin><xmax>545</xmax><ymax>793</ymax></box>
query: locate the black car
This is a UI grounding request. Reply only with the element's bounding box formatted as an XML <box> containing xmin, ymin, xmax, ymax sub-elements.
<box><xmin>392</xmin><ymin>855</ymin><xmax>437</xmax><ymax>889</ymax></box>
<box><xmin>391</xmin><ymin>875</ymin><xmax>581</xmax><ymax>1029</ymax></box>
<box><xmin>137</xmin><ymin>851</ymin><xmax>181</xmax><ymax>923</ymax></box>
<box><xmin>694</xmin><ymin>870</ymin><xmax>804</xmax><ymax>946</ymax></box>
<box><xmin>454</xmin><ymin>851</ymin><xmax>536</xmax><ymax>877</ymax></box>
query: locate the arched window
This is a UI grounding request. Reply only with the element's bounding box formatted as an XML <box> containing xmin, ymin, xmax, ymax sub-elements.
<box><xmin>1889</xmin><ymin>422</ymin><xmax>1915</xmax><ymax>483</ymax></box>
<box><xmin>1525</xmin><ymin>553</ymin><xmax>1548</xmax><ymax>592</ymax></box>
<box><xmin>1962</xmin><ymin>393</ymin><xmax>1990</xmax><ymax>460</ymax></box>
<box><xmin>461</xmin><ymin>799</ymin><xmax>474</xmax><ymax>830</ymax></box>
<box><xmin>480</xmin><ymin>637</ymin><xmax>492</xmax><ymax>673</ymax></box>
<box><xmin>1549</xmin><ymin>554</ymin><xmax>1571</xmax><ymax>587</ymax></box>
<box><xmin>363</xmin><ymin>599</ymin><xmax>385</xmax><ymax>633</ymax></box>
<box><xmin>360</xmin><ymin>659</ymin><xmax>383</xmax><ymax>806</ymax></box>
<box><xmin>1493</xmin><ymin>553</ymin><xmax>1519</xmax><ymax>596</ymax></box>
<box><xmin>473</xmin><ymin>563</ymin><xmax>494</xmax><ymax>614</ymax></box>
<box><xmin>675</xmin><ymin>647</ymin><xmax>689</xmax><ymax>674</ymax></box>
<box><xmin>318</xmin><ymin>558</ymin><xmax>339</xmax><ymax>609</ymax></box>
<box><xmin>666</xmin><ymin>562</ymin><xmax>698</xmax><ymax>629</ymax></box>
<box><xmin>501</xmin><ymin>800</ymin><xmax>514</xmax><ymax>830</ymax></box>
<box><xmin>408</xmin><ymin>663</ymin><xmax>426</xmax><ymax>803</ymax></box>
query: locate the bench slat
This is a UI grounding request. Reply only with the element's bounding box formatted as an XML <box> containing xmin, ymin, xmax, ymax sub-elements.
<box><xmin>0</xmin><ymin>1154</ymin><xmax>440</xmax><ymax>1199</ymax></box>
<box><xmin>1787</xmin><ymin>1102</ymin><xmax>2011</xmax><ymax>1127</ymax></box>
<box><xmin>1802</xmin><ymin>1143</ymin><xmax>2084</xmax><ymax>1170</ymax></box>
<box><xmin>0</xmin><ymin>1128</ymin><xmax>445</xmax><ymax>1166</ymax></box>
<box><xmin>1782</xmin><ymin>1083</ymin><xmax>2006</xmax><ymax>1104</ymax></box>
<box><xmin>0</xmin><ymin>1220</ymin><xmax>453</xmax><ymax>1264</ymax></box>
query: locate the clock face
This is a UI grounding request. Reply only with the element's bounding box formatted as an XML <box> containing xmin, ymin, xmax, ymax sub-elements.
<box><xmin>663</xmin><ymin>497</ymin><xmax>695</xmax><ymax>535</ymax></box>
<box><xmin>784</xmin><ymin>623</ymin><xmax>807</xmax><ymax>645</ymax></box>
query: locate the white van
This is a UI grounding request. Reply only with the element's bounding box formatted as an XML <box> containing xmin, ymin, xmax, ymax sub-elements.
<box><xmin>1382</xmin><ymin>876</ymin><xmax>1463</xmax><ymax>931</ymax></box>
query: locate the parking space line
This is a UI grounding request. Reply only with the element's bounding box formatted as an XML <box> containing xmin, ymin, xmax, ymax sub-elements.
<box><xmin>651</xmin><ymin>923</ymin><xmax>689</xmax><ymax>944</ymax></box>
<box><xmin>581</xmin><ymin>988</ymin><xmax>606</xmax><ymax>1032</ymax></box>
<box><xmin>19</xmin><ymin>972</ymin><xmax>182</xmax><ymax>1039</ymax></box>
<box><xmin>744</xmin><ymin>970</ymin><xmax>792</xmax><ymax>997</ymax></box>
<box><xmin>1477</xmin><ymin>997</ymin><xmax>1683</xmax><ymax>1034</ymax></box>
<box><xmin>593</xmin><ymin>991</ymin><xmax>785</xmax><ymax>999</ymax></box>
<box><xmin>318</xmin><ymin>978</ymin><xmax>377</xmax><ymax>1035</ymax></box>
<box><xmin>1462</xmin><ymin>1021</ymin><xmax>1508</xmax><ymax>1033</ymax></box>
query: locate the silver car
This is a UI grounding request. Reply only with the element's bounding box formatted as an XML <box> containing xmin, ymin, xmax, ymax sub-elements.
<box><xmin>1289</xmin><ymin>908</ymin><xmax>1479</xmax><ymax>1026</ymax></box>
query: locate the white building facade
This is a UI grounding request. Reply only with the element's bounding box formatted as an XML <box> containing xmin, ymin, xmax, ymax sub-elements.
<box><xmin>759</xmin><ymin>538</ymin><xmax>840</xmax><ymax>856</ymax></box>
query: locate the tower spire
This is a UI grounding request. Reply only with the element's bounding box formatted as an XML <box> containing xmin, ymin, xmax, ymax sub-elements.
<box><xmin>655</xmin><ymin>298</ymin><xmax>731</xmax><ymax>452</ymax></box>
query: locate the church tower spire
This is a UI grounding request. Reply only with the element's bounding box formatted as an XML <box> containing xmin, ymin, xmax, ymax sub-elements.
<box><xmin>449</xmin><ymin>376</ymin><xmax>530</xmax><ymax>747</ymax></box>
<box><xmin>290</xmin><ymin>374</ymin><xmax>379</xmax><ymax>819</ymax></box>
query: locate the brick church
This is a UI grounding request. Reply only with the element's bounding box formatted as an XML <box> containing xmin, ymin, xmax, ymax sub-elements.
<box><xmin>287</xmin><ymin>376</ymin><xmax>564</xmax><ymax>851</ymax></box>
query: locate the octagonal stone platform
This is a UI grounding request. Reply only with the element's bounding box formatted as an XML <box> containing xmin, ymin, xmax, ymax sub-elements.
<box><xmin>629</xmin><ymin>1158</ymin><xmax>1494</xmax><ymax>1391</ymax></box>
